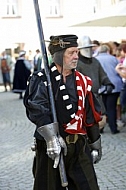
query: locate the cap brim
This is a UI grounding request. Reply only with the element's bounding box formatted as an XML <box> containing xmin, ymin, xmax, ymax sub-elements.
<box><xmin>78</xmin><ymin>44</ymin><xmax>97</xmax><ymax>49</ymax></box>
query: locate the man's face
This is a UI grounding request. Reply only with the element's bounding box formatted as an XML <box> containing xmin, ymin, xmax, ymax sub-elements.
<box><xmin>63</xmin><ymin>47</ymin><xmax>79</xmax><ymax>70</ymax></box>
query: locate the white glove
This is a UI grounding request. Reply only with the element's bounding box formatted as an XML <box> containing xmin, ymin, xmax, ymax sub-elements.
<box><xmin>89</xmin><ymin>136</ymin><xmax>102</xmax><ymax>164</ymax></box>
<box><xmin>91</xmin><ymin>150</ymin><xmax>99</xmax><ymax>164</ymax></box>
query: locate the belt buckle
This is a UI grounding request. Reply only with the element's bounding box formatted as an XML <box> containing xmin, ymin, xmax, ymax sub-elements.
<box><xmin>66</xmin><ymin>134</ymin><xmax>78</xmax><ymax>144</ymax></box>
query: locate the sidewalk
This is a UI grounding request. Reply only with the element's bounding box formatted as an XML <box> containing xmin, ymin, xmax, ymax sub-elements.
<box><xmin>0</xmin><ymin>90</ymin><xmax>126</xmax><ymax>190</ymax></box>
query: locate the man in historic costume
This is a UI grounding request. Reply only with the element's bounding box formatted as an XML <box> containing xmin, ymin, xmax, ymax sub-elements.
<box><xmin>0</xmin><ymin>50</ymin><xmax>13</xmax><ymax>91</ymax></box>
<box><xmin>24</xmin><ymin>34</ymin><xmax>102</xmax><ymax>190</ymax></box>
<box><xmin>13</xmin><ymin>50</ymin><xmax>32</xmax><ymax>99</ymax></box>
<box><xmin>77</xmin><ymin>35</ymin><xmax>115</xmax><ymax>133</ymax></box>
<box><xmin>33</xmin><ymin>49</ymin><xmax>42</xmax><ymax>71</ymax></box>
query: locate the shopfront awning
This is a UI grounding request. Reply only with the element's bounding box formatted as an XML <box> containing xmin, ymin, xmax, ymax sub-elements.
<box><xmin>72</xmin><ymin>15</ymin><xmax>126</xmax><ymax>27</ymax></box>
<box><xmin>71</xmin><ymin>2</ymin><xmax>126</xmax><ymax>27</ymax></box>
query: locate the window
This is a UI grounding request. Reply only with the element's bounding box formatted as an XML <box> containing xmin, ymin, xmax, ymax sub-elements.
<box><xmin>93</xmin><ymin>0</ymin><xmax>101</xmax><ymax>13</ymax></box>
<box><xmin>111</xmin><ymin>0</ymin><xmax>119</xmax><ymax>4</ymax></box>
<box><xmin>14</xmin><ymin>43</ymin><xmax>20</xmax><ymax>54</ymax></box>
<box><xmin>5</xmin><ymin>48</ymin><xmax>12</xmax><ymax>56</ymax></box>
<box><xmin>46</xmin><ymin>0</ymin><xmax>62</xmax><ymax>17</ymax></box>
<box><xmin>3</xmin><ymin>0</ymin><xmax>19</xmax><ymax>17</ymax></box>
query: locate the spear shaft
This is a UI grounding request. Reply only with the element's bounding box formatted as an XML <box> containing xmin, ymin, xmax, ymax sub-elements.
<box><xmin>33</xmin><ymin>0</ymin><xmax>68</xmax><ymax>188</ymax></box>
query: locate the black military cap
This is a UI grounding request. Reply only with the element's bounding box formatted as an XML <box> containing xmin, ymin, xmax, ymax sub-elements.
<box><xmin>48</xmin><ymin>34</ymin><xmax>78</xmax><ymax>55</ymax></box>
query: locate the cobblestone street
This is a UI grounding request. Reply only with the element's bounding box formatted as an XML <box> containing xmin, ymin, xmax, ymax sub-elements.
<box><xmin>0</xmin><ymin>88</ymin><xmax>126</xmax><ymax>190</ymax></box>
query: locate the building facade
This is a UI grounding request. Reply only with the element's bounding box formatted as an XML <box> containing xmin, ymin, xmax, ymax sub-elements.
<box><xmin>0</xmin><ymin>0</ymin><xmax>125</xmax><ymax>58</ymax></box>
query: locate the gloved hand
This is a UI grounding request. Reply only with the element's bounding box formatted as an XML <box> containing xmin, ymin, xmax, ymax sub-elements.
<box><xmin>106</xmin><ymin>85</ymin><xmax>114</xmax><ymax>94</ymax></box>
<box><xmin>89</xmin><ymin>136</ymin><xmax>102</xmax><ymax>164</ymax></box>
<box><xmin>47</xmin><ymin>135</ymin><xmax>67</xmax><ymax>168</ymax></box>
<box><xmin>37</xmin><ymin>122</ymin><xmax>67</xmax><ymax>168</ymax></box>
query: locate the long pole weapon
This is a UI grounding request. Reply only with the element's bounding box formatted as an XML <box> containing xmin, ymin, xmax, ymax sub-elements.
<box><xmin>33</xmin><ymin>0</ymin><xmax>68</xmax><ymax>188</ymax></box>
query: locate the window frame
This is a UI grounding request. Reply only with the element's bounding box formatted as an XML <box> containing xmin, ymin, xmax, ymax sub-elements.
<box><xmin>46</xmin><ymin>0</ymin><xmax>62</xmax><ymax>18</ymax></box>
<box><xmin>2</xmin><ymin>0</ymin><xmax>20</xmax><ymax>18</ymax></box>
